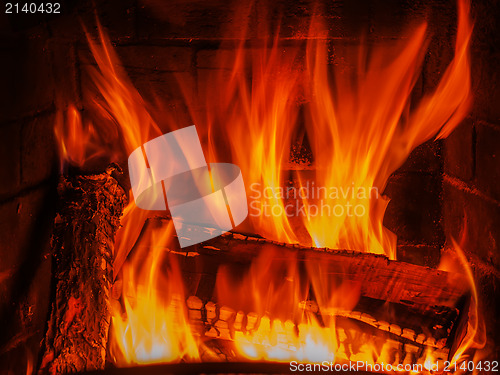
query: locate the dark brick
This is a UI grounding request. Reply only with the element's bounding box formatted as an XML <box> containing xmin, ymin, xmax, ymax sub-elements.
<box><xmin>92</xmin><ymin>0</ymin><xmax>137</xmax><ymax>43</ymax></box>
<box><xmin>368</xmin><ymin>0</ymin><xmax>425</xmax><ymax>38</ymax></box>
<box><xmin>443</xmin><ymin>178</ymin><xmax>500</xmax><ymax>267</ymax></box>
<box><xmin>255</xmin><ymin>0</ymin><xmax>342</xmax><ymax>39</ymax></box>
<box><xmin>0</xmin><ymin>122</ymin><xmax>21</xmax><ymax>200</ymax></box>
<box><xmin>470</xmin><ymin>0</ymin><xmax>500</xmax><ymax>54</ymax></box>
<box><xmin>196</xmin><ymin>46</ymin><xmax>304</xmax><ymax>70</ymax></box>
<box><xmin>470</xmin><ymin>50</ymin><xmax>500</xmax><ymax>123</ymax></box>
<box><xmin>423</xmin><ymin>41</ymin><xmax>454</xmax><ymax>97</ymax></box>
<box><xmin>115</xmin><ymin>46</ymin><xmax>193</xmax><ymax>72</ymax></box>
<box><xmin>0</xmin><ymin>32</ymin><xmax>55</xmax><ymax>124</ymax></box>
<box><xmin>422</xmin><ymin>0</ymin><xmax>455</xmax><ymax>96</ymax></box>
<box><xmin>196</xmin><ymin>49</ymin><xmax>241</xmax><ymax>70</ymax></box>
<box><xmin>396</xmin><ymin>140</ymin><xmax>442</xmax><ymax>174</ymax></box>
<box><xmin>0</xmin><ymin>184</ymin><xmax>54</xmax><ymax>314</ymax></box>
<box><xmin>383</xmin><ymin>172</ymin><xmax>444</xmax><ymax>246</ymax></box>
<box><xmin>396</xmin><ymin>243</ymin><xmax>440</xmax><ymax>268</ymax></box>
<box><xmin>475</xmin><ymin>122</ymin><xmax>500</xmax><ymax>202</ymax></box>
<box><xmin>48</xmin><ymin>39</ymin><xmax>81</xmax><ymax>108</ymax></box>
<box><xmin>46</xmin><ymin>0</ymin><xmax>136</xmax><ymax>44</ymax></box>
<box><xmin>134</xmin><ymin>0</ymin><xmax>372</xmax><ymax>42</ymax></box>
<box><xmin>468</xmin><ymin>0</ymin><xmax>500</xmax><ymax>122</ymax></box>
<box><xmin>76</xmin><ymin>44</ymin><xmax>94</xmax><ymax>67</ymax></box>
<box><xmin>0</xmin><ymin>254</ymin><xmax>52</xmax><ymax>374</ymax></box>
<box><xmin>444</xmin><ymin>118</ymin><xmax>474</xmax><ymax>182</ymax></box>
<box><xmin>136</xmin><ymin>0</ymin><xmax>249</xmax><ymax>41</ymax></box>
<box><xmin>339</xmin><ymin>0</ymin><xmax>371</xmax><ymax>37</ymax></box>
<box><xmin>21</xmin><ymin>112</ymin><xmax>58</xmax><ymax>187</ymax></box>
<box><xmin>0</xmin><ymin>198</ymin><xmax>20</xmax><ymax>305</ymax></box>
<box><xmin>128</xmin><ymin>71</ymin><xmax>196</xmax><ymax>104</ymax></box>
<box><xmin>0</xmin><ymin>185</ymin><xmax>54</xmax><ymax>373</ymax></box>
<box><xmin>0</xmin><ymin>187</ymin><xmax>52</xmax><ymax>275</ymax></box>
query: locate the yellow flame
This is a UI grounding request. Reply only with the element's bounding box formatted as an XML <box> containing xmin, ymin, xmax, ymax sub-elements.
<box><xmin>52</xmin><ymin>0</ymin><xmax>480</xmax><ymax>369</ymax></box>
<box><xmin>109</xmin><ymin>221</ymin><xmax>202</xmax><ymax>364</ymax></box>
<box><xmin>297</xmin><ymin>0</ymin><xmax>472</xmax><ymax>257</ymax></box>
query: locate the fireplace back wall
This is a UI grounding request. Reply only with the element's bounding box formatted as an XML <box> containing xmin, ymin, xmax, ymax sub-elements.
<box><xmin>0</xmin><ymin>0</ymin><xmax>499</xmax><ymax>372</ymax></box>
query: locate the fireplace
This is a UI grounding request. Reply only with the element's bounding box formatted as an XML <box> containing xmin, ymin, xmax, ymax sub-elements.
<box><xmin>0</xmin><ymin>0</ymin><xmax>499</xmax><ymax>373</ymax></box>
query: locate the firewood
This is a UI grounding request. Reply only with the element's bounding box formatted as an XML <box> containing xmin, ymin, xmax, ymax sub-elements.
<box><xmin>118</xmin><ymin>217</ymin><xmax>470</xmax><ymax>363</ymax></box>
<box><xmin>129</xmin><ymin>217</ymin><xmax>469</xmax><ymax>314</ymax></box>
<box><xmin>196</xmin><ymin>231</ymin><xmax>470</xmax><ymax>313</ymax></box>
<box><xmin>182</xmin><ymin>297</ymin><xmax>450</xmax><ymax>364</ymax></box>
<box><xmin>39</xmin><ymin>165</ymin><xmax>126</xmax><ymax>374</ymax></box>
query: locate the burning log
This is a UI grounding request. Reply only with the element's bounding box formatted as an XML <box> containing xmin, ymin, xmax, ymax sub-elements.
<box><xmin>127</xmin><ymin>217</ymin><xmax>469</xmax><ymax>311</ymax></box>
<box><xmin>197</xmin><ymin>231</ymin><xmax>469</xmax><ymax>313</ymax></box>
<box><xmin>184</xmin><ymin>295</ymin><xmax>453</xmax><ymax>363</ymax></box>
<box><xmin>39</xmin><ymin>165</ymin><xmax>126</xmax><ymax>374</ymax></box>
<box><xmin>115</xmin><ymin>217</ymin><xmax>471</xmax><ymax>364</ymax></box>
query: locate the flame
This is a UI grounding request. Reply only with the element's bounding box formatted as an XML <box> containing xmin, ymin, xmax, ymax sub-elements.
<box><xmin>438</xmin><ymin>238</ymin><xmax>487</xmax><ymax>373</ymax></box>
<box><xmin>51</xmin><ymin>0</ymin><xmax>482</xmax><ymax>370</ymax></box>
<box><xmin>297</xmin><ymin>0</ymin><xmax>472</xmax><ymax>256</ymax></box>
<box><xmin>187</xmin><ymin>37</ymin><xmax>303</xmax><ymax>243</ymax></box>
<box><xmin>178</xmin><ymin>0</ymin><xmax>475</xmax><ymax>259</ymax></box>
<box><xmin>109</xmin><ymin>221</ymin><xmax>201</xmax><ymax>364</ymax></box>
<box><xmin>25</xmin><ymin>348</ymin><xmax>33</xmax><ymax>375</ymax></box>
<box><xmin>54</xmin><ymin>105</ymin><xmax>96</xmax><ymax>170</ymax></box>
<box><xmin>216</xmin><ymin>246</ymin><xmax>354</xmax><ymax>363</ymax></box>
<box><xmin>234</xmin><ymin>318</ymin><xmax>337</xmax><ymax>363</ymax></box>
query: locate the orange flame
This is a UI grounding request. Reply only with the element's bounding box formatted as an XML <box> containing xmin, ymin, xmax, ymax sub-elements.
<box><xmin>438</xmin><ymin>239</ymin><xmax>487</xmax><ymax>373</ymax></box>
<box><xmin>297</xmin><ymin>0</ymin><xmax>471</xmax><ymax>256</ymax></box>
<box><xmin>52</xmin><ymin>0</ymin><xmax>481</xmax><ymax>370</ymax></box>
<box><xmin>177</xmin><ymin>0</ymin><xmax>474</xmax><ymax>260</ymax></box>
<box><xmin>109</xmin><ymin>221</ymin><xmax>202</xmax><ymax>364</ymax></box>
<box><xmin>54</xmin><ymin>105</ymin><xmax>96</xmax><ymax>170</ymax></box>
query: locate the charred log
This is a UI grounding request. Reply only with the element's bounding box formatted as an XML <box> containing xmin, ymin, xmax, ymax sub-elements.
<box><xmin>39</xmin><ymin>165</ymin><xmax>126</xmax><ymax>374</ymax></box>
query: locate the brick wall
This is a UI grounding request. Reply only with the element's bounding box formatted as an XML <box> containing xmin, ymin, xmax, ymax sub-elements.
<box><xmin>442</xmin><ymin>0</ymin><xmax>500</xmax><ymax>359</ymax></box>
<box><xmin>0</xmin><ymin>8</ymin><xmax>65</xmax><ymax>373</ymax></box>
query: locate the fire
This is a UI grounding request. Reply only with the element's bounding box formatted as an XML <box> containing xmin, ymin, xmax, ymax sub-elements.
<box><xmin>234</xmin><ymin>318</ymin><xmax>337</xmax><ymax>363</ymax></box>
<box><xmin>215</xmin><ymin>246</ymin><xmax>356</xmax><ymax>363</ymax></box>
<box><xmin>178</xmin><ymin>0</ymin><xmax>474</xmax><ymax>259</ymax></box>
<box><xmin>54</xmin><ymin>105</ymin><xmax>95</xmax><ymax>170</ymax></box>
<box><xmin>186</xmin><ymin>36</ymin><xmax>303</xmax><ymax>244</ymax></box>
<box><xmin>51</xmin><ymin>0</ymin><xmax>483</xmax><ymax>371</ymax></box>
<box><xmin>438</xmin><ymin>238</ymin><xmax>487</xmax><ymax>372</ymax></box>
<box><xmin>109</xmin><ymin>221</ymin><xmax>201</xmax><ymax>364</ymax></box>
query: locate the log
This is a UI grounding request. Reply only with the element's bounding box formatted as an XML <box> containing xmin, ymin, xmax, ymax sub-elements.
<box><xmin>197</xmin><ymin>232</ymin><xmax>470</xmax><ymax>313</ymax></box>
<box><xmin>184</xmin><ymin>296</ymin><xmax>451</xmax><ymax>364</ymax></box>
<box><xmin>117</xmin><ymin>216</ymin><xmax>471</xmax><ymax>361</ymax></box>
<box><xmin>39</xmin><ymin>165</ymin><xmax>126</xmax><ymax>374</ymax></box>
<box><xmin>129</xmin><ymin>217</ymin><xmax>470</xmax><ymax>313</ymax></box>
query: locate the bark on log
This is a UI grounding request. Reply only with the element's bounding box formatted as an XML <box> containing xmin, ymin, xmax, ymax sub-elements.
<box><xmin>129</xmin><ymin>217</ymin><xmax>470</xmax><ymax>313</ymax></box>
<box><xmin>199</xmin><ymin>232</ymin><xmax>470</xmax><ymax>312</ymax></box>
<box><xmin>39</xmin><ymin>165</ymin><xmax>126</xmax><ymax>374</ymax></box>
